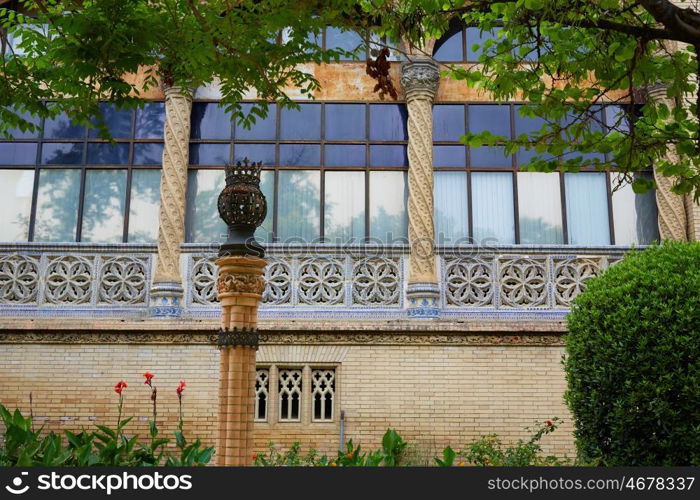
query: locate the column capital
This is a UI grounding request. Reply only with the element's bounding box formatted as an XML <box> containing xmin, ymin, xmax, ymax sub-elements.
<box><xmin>162</xmin><ymin>84</ymin><xmax>195</xmax><ymax>100</ymax></box>
<box><xmin>400</xmin><ymin>59</ymin><xmax>440</xmax><ymax>102</ymax></box>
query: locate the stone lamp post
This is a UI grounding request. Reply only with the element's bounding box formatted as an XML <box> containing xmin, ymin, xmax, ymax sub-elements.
<box><xmin>215</xmin><ymin>159</ymin><xmax>267</xmax><ymax>466</ymax></box>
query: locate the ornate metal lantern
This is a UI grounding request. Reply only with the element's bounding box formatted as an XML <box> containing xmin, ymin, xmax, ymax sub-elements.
<box><xmin>217</xmin><ymin>158</ymin><xmax>267</xmax><ymax>257</ymax></box>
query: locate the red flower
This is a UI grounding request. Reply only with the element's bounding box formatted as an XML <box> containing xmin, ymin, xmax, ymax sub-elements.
<box><xmin>143</xmin><ymin>371</ymin><xmax>155</xmax><ymax>384</ymax></box>
<box><xmin>114</xmin><ymin>381</ymin><xmax>128</xmax><ymax>394</ymax></box>
<box><xmin>176</xmin><ymin>381</ymin><xmax>186</xmax><ymax>395</ymax></box>
<box><xmin>546</xmin><ymin>419</ymin><xmax>553</xmax><ymax>427</ymax></box>
<box><xmin>252</xmin><ymin>453</ymin><xmax>258</xmax><ymax>460</ymax></box>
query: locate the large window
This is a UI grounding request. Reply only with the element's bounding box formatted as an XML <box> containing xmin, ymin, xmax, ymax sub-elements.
<box><xmin>433</xmin><ymin>103</ymin><xmax>660</xmax><ymax>246</ymax></box>
<box><xmin>0</xmin><ymin>103</ymin><xmax>164</xmax><ymax>243</ymax></box>
<box><xmin>186</xmin><ymin>101</ymin><xmax>409</xmax><ymax>244</ymax></box>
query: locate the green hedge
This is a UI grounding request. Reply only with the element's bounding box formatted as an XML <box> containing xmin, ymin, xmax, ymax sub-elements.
<box><xmin>564</xmin><ymin>241</ymin><xmax>700</xmax><ymax>465</ymax></box>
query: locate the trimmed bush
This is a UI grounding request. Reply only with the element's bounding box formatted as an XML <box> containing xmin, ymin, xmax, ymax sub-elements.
<box><xmin>564</xmin><ymin>241</ymin><xmax>700</xmax><ymax>465</ymax></box>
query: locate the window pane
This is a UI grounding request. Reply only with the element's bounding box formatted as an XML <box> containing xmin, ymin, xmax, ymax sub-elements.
<box><xmin>433</xmin><ymin>30</ymin><xmax>464</xmax><ymax>61</ymax></box>
<box><xmin>470</xmin><ymin>146</ymin><xmax>511</xmax><ymax>168</ymax></box>
<box><xmin>469</xmin><ymin>105</ymin><xmax>510</xmax><ymax>137</ymax></box>
<box><xmin>255</xmin><ymin>170</ymin><xmax>274</xmax><ymax>243</ymax></box>
<box><xmin>325</xmin><ymin>104</ymin><xmax>365</xmax><ymax>140</ymax></box>
<box><xmin>280</xmin><ymin>144</ymin><xmax>320</xmax><ymax>166</ymax></box>
<box><xmin>471</xmin><ymin>172</ymin><xmax>515</xmax><ymax>245</ymax></box>
<box><xmin>190</xmin><ymin>102</ymin><xmax>232</xmax><ymax>140</ymax></box>
<box><xmin>325</xmin><ymin>171</ymin><xmax>365</xmax><ymax>242</ymax></box>
<box><xmin>466</xmin><ymin>28</ymin><xmax>500</xmax><ymax>61</ymax></box>
<box><xmin>0</xmin><ymin>110</ymin><xmax>40</xmax><ymax>139</ymax></box>
<box><xmin>0</xmin><ymin>143</ymin><xmax>37</xmax><ymax>165</ymax></box>
<box><xmin>433</xmin><ymin>105</ymin><xmax>465</xmax><ymax>141</ymax></box>
<box><xmin>128</xmin><ymin>169</ymin><xmax>161</xmax><ymax>243</ymax></box>
<box><xmin>234</xmin><ymin>144</ymin><xmax>275</xmax><ymax>165</ymax></box>
<box><xmin>235</xmin><ymin>103</ymin><xmax>276</xmax><ymax>140</ymax></box>
<box><xmin>565</xmin><ymin>172</ymin><xmax>610</xmax><ymax>245</ymax></box>
<box><xmin>369</xmin><ymin>104</ymin><xmax>408</xmax><ymax>141</ymax></box>
<box><xmin>34</xmin><ymin>169</ymin><xmax>80</xmax><ymax>242</ymax></box>
<box><xmin>185</xmin><ymin>170</ymin><xmax>228</xmax><ymax>243</ymax></box>
<box><xmin>434</xmin><ymin>171</ymin><xmax>468</xmax><ymax>244</ymax></box>
<box><xmin>89</xmin><ymin>103</ymin><xmax>132</xmax><ymax>139</ymax></box>
<box><xmin>277</xmin><ymin>170</ymin><xmax>320</xmax><ymax>241</ymax></box>
<box><xmin>326</xmin><ymin>27</ymin><xmax>364</xmax><ymax>60</ymax></box>
<box><xmin>44</xmin><ymin>112</ymin><xmax>85</xmax><ymax>139</ymax></box>
<box><xmin>514</xmin><ymin>105</ymin><xmax>548</xmax><ymax>138</ymax></box>
<box><xmin>41</xmin><ymin>143</ymin><xmax>83</xmax><ymax>165</ymax></box>
<box><xmin>325</xmin><ymin>144</ymin><xmax>365</xmax><ymax>167</ymax></box>
<box><xmin>81</xmin><ymin>169</ymin><xmax>127</xmax><ymax>243</ymax></box>
<box><xmin>370</xmin><ymin>171</ymin><xmax>407</xmax><ymax>242</ymax></box>
<box><xmin>0</xmin><ymin>170</ymin><xmax>34</xmax><ymax>241</ymax></box>
<box><xmin>189</xmin><ymin>143</ymin><xmax>229</xmax><ymax>165</ymax></box>
<box><xmin>517</xmin><ymin>172</ymin><xmax>563</xmax><ymax>244</ymax></box>
<box><xmin>370</xmin><ymin>145</ymin><xmax>407</xmax><ymax>167</ymax></box>
<box><xmin>434</xmin><ymin>145</ymin><xmax>466</xmax><ymax>168</ymax></box>
<box><xmin>135</xmin><ymin>102</ymin><xmax>165</xmax><ymax>139</ymax></box>
<box><xmin>280</xmin><ymin>104</ymin><xmax>321</xmax><ymax>140</ymax></box>
<box><xmin>87</xmin><ymin>143</ymin><xmax>129</xmax><ymax>165</ymax></box>
<box><xmin>133</xmin><ymin>143</ymin><xmax>163</xmax><ymax>165</ymax></box>
<box><xmin>611</xmin><ymin>173</ymin><xmax>659</xmax><ymax>245</ymax></box>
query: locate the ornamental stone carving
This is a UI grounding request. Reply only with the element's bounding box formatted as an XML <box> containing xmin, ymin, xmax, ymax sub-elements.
<box><xmin>262</xmin><ymin>259</ymin><xmax>292</xmax><ymax>305</ymax></box>
<box><xmin>44</xmin><ymin>256</ymin><xmax>94</xmax><ymax>304</ymax></box>
<box><xmin>0</xmin><ymin>254</ymin><xmax>39</xmax><ymax>304</ymax></box>
<box><xmin>400</xmin><ymin>60</ymin><xmax>440</xmax><ymax>101</ymax></box>
<box><xmin>217</xmin><ymin>272</ymin><xmax>265</xmax><ymax>295</ymax></box>
<box><xmin>98</xmin><ymin>256</ymin><xmax>148</xmax><ymax>305</ymax></box>
<box><xmin>352</xmin><ymin>257</ymin><xmax>400</xmax><ymax>306</ymax></box>
<box><xmin>445</xmin><ymin>258</ymin><xmax>494</xmax><ymax>307</ymax></box>
<box><xmin>298</xmin><ymin>258</ymin><xmax>344</xmax><ymax>305</ymax></box>
<box><xmin>553</xmin><ymin>258</ymin><xmax>600</xmax><ymax>307</ymax></box>
<box><xmin>499</xmin><ymin>257</ymin><xmax>548</xmax><ymax>308</ymax></box>
<box><xmin>191</xmin><ymin>257</ymin><xmax>219</xmax><ymax>305</ymax></box>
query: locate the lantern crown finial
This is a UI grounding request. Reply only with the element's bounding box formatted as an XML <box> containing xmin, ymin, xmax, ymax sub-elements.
<box><xmin>224</xmin><ymin>158</ymin><xmax>263</xmax><ymax>186</ymax></box>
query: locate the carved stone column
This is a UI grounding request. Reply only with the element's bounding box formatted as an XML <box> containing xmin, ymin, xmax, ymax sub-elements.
<box><xmin>646</xmin><ymin>84</ymin><xmax>688</xmax><ymax>241</ymax></box>
<box><xmin>149</xmin><ymin>85</ymin><xmax>193</xmax><ymax>317</ymax></box>
<box><xmin>215</xmin><ymin>256</ymin><xmax>265</xmax><ymax>466</ymax></box>
<box><xmin>400</xmin><ymin>59</ymin><xmax>441</xmax><ymax>318</ymax></box>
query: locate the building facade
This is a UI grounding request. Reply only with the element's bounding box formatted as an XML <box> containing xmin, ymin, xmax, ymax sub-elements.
<box><xmin>1</xmin><ymin>26</ymin><xmax>699</xmax><ymax>461</ymax></box>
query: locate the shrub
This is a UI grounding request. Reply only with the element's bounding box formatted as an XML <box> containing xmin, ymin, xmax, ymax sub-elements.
<box><xmin>564</xmin><ymin>241</ymin><xmax>700</xmax><ymax>465</ymax></box>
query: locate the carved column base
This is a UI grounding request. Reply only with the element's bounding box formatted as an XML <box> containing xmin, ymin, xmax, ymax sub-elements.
<box><xmin>148</xmin><ymin>281</ymin><xmax>183</xmax><ymax>318</ymax></box>
<box><xmin>406</xmin><ymin>281</ymin><xmax>441</xmax><ymax>319</ymax></box>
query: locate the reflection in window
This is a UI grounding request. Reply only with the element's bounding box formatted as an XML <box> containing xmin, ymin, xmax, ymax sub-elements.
<box><xmin>611</xmin><ymin>173</ymin><xmax>659</xmax><ymax>245</ymax></box>
<box><xmin>325</xmin><ymin>144</ymin><xmax>365</xmax><ymax>167</ymax></box>
<box><xmin>517</xmin><ymin>172</ymin><xmax>563</xmax><ymax>244</ymax></box>
<box><xmin>44</xmin><ymin>112</ymin><xmax>85</xmax><ymax>139</ymax></box>
<box><xmin>466</xmin><ymin>28</ymin><xmax>501</xmax><ymax>61</ymax></box>
<box><xmin>87</xmin><ymin>143</ymin><xmax>129</xmax><ymax>165</ymax></box>
<box><xmin>280</xmin><ymin>144</ymin><xmax>320</xmax><ymax>166</ymax></box>
<box><xmin>0</xmin><ymin>110</ymin><xmax>40</xmax><ymax>139</ymax></box>
<box><xmin>325</xmin><ymin>171</ymin><xmax>365</xmax><ymax>242</ymax></box>
<box><xmin>280</xmin><ymin>104</ymin><xmax>321</xmax><ymax>140</ymax></box>
<box><xmin>185</xmin><ymin>170</ymin><xmax>228</xmax><ymax>243</ymax></box>
<box><xmin>0</xmin><ymin>170</ymin><xmax>34</xmax><ymax>241</ymax></box>
<box><xmin>189</xmin><ymin>143</ymin><xmax>229</xmax><ymax>165</ymax></box>
<box><xmin>0</xmin><ymin>143</ymin><xmax>37</xmax><ymax>165</ymax></box>
<box><xmin>472</xmin><ymin>172</ymin><xmax>515</xmax><ymax>245</ymax></box>
<box><xmin>235</xmin><ymin>103</ymin><xmax>276</xmax><ymax>140</ymax></box>
<box><xmin>326</xmin><ymin>27</ymin><xmax>364</xmax><ymax>60</ymax></box>
<box><xmin>434</xmin><ymin>145</ymin><xmax>466</xmax><ymax>168</ymax></box>
<box><xmin>256</xmin><ymin>171</ymin><xmax>274</xmax><ymax>243</ymax></box>
<box><xmin>135</xmin><ymin>102</ymin><xmax>165</xmax><ymax>139</ymax></box>
<box><xmin>470</xmin><ymin>146</ymin><xmax>511</xmax><ymax>168</ymax></box>
<box><xmin>128</xmin><ymin>169</ymin><xmax>161</xmax><ymax>243</ymax></box>
<box><xmin>434</xmin><ymin>171</ymin><xmax>468</xmax><ymax>244</ymax></box>
<box><xmin>277</xmin><ymin>170</ymin><xmax>320</xmax><ymax>242</ymax></box>
<box><xmin>370</xmin><ymin>145</ymin><xmax>407</xmax><ymax>167</ymax></box>
<box><xmin>565</xmin><ymin>172</ymin><xmax>610</xmax><ymax>245</ymax></box>
<box><xmin>190</xmin><ymin>102</ymin><xmax>231</xmax><ymax>140</ymax></box>
<box><xmin>34</xmin><ymin>169</ymin><xmax>80</xmax><ymax>242</ymax></box>
<box><xmin>469</xmin><ymin>105</ymin><xmax>510</xmax><ymax>136</ymax></box>
<box><xmin>41</xmin><ymin>143</ymin><xmax>83</xmax><ymax>165</ymax></box>
<box><xmin>370</xmin><ymin>171</ymin><xmax>407</xmax><ymax>242</ymax></box>
<box><xmin>433</xmin><ymin>29</ymin><xmax>464</xmax><ymax>61</ymax></box>
<box><xmin>89</xmin><ymin>103</ymin><xmax>132</xmax><ymax>139</ymax></box>
<box><xmin>133</xmin><ymin>143</ymin><xmax>163</xmax><ymax>165</ymax></box>
<box><xmin>81</xmin><ymin>169</ymin><xmax>127</xmax><ymax>243</ymax></box>
<box><xmin>234</xmin><ymin>143</ymin><xmax>275</xmax><ymax>165</ymax></box>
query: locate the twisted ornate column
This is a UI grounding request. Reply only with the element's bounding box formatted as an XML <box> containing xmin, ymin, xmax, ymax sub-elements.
<box><xmin>646</xmin><ymin>84</ymin><xmax>688</xmax><ymax>241</ymax></box>
<box><xmin>149</xmin><ymin>85</ymin><xmax>193</xmax><ymax>317</ymax></box>
<box><xmin>400</xmin><ymin>60</ymin><xmax>441</xmax><ymax>318</ymax></box>
<box><xmin>216</xmin><ymin>257</ymin><xmax>265</xmax><ymax>466</ymax></box>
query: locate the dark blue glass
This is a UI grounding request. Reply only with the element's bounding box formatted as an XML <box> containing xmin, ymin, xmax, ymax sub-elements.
<box><xmin>325</xmin><ymin>104</ymin><xmax>365</xmax><ymax>140</ymax></box>
<box><xmin>326</xmin><ymin>27</ymin><xmax>364</xmax><ymax>60</ymax></box>
<box><xmin>280</xmin><ymin>144</ymin><xmax>320</xmax><ymax>165</ymax></box>
<box><xmin>191</xmin><ymin>102</ymin><xmax>232</xmax><ymax>140</ymax></box>
<box><xmin>325</xmin><ymin>144</ymin><xmax>365</xmax><ymax>167</ymax></box>
<box><xmin>369</xmin><ymin>104</ymin><xmax>408</xmax><ymax>141</ymax></box>
<box><xmin>469</xmin><ymin>105</ymin><xmax>510</xmax><ymax>137</ymax></box>
<box><xmin>466</xmin><ymin>28</ymin><xmax>500</xmax><ymax>61</ymax></box>
<box><xmin>44</xmin><ymin>112</ymin><xmax>85</xmax><ymax>139</ymax></box>
<box><xmin>280</xmin><ymin>104</ymin><xmax>321</xmax><ymax>140</ymax></box>
<box><xmin>370</xmin><ymin>145</ymin><xmax>407</xmax><ymax>167</ymax></box>
<box><xmin>562</xmin><ymin>107</ymin><xmax>605</xmax><ymax>137</ymax></box>
<box><xmin>433</xmin><ymin>30</ymin><xmax>464</xmax><ymax>61</ymax></box>
<box><xmin>433</xmin><ymin>146</ymin><xmax>466</xmax><ymax>168</ymax></box>
<box><xmin>0</xmin><ymin>110</ymin><xmax>40</xmax><ymax>139</ymax></box>
<box><xmin>563</xmin><ymin>148</ymin><xmax>606</xmax><ymax>164</ymax></box>
<box><xmin>517</xmin><ymin>147</ymin><xmax>558</xmax><ymax>166</ymax></box>
<box><xmin>605</xmin><ymin>105</ymin><xmax>630</xmax><ymax>133</ymax></box>
<box><xmin>135</xmin><ymin>102</ymin><xmax>165</xmax><ymax>139</ymax></box>
<box><xmin>87</xmin><ymin>143</ymin><xmax>129</xmax><ymax>165</ymax></box>
<box><xmin>514</xmin><ymin>105</ymin><xmax>548</xmax><ymax>138</ymax></box>
<box><xmin>133</xmin><ymin>143</ymin><xmax>164</xmax><ymax>165</ymax></box>
<box><xmin>189</xmin><ymin>144</ymin><xmax>230</xmax><ymax>165</ymax></box>
<box><xmin>234</xmin><ymin>144</ymin><xmax>275</xmax><ymax>165</ymax></box>
<box><xmin>235</xmin><ymin>103</ymin><xmax>277</xmax><ymax>140</ymax></box>
<box><xmin>470</xmin><ymin>146</ymin><xmax>511</xmax><ymax>168</ymax></box>
<box><xmin>41</xmin><ymin>143</ymin><xmax>84</xmax><ymax>164</ymax></box>
<box><xmin>433</xmin><ymin>105</ymin><xmax>466</xmax><ymax>141</ymax></box>
<box><xmin>89</xmin><ymin>103</ymin><xmax>132</xmax><ymax>139</ymax></box>
<box><xmin>0</xmin><ymin>143</ymin><xmax>37</xmax><ymax>165</ymax></box>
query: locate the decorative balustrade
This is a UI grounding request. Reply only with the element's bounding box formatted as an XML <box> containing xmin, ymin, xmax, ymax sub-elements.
<box><xmin>0</xmin><ymin>243</ymin><xmax>629</xmax><ymax>320</ymax></box>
